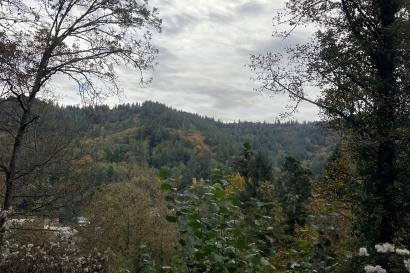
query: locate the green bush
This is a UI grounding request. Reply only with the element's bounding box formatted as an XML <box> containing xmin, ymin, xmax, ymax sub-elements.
<box><xmin>155</xmin><ymin>169</ymin><xmax>275</xmax><ymax>273</ymax></box>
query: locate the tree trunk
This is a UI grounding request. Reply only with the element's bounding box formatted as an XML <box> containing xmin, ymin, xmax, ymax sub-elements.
<box><xmin>369</xmin><ymin>0</ymin><xmax>399</xmax><ymax>245</ymax></box>
<box><xmin>0</xmin><ymin>104</ymin><xmax>32</xmax><ymax>245</ymax></box>
<box><xmin>0</xmin><ymin>46</ymin><xmax>52</xmax><ymax>245</ymax></box>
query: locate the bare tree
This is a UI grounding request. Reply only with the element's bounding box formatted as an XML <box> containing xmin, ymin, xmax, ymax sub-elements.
<box><xmin>0</xmin><ymin>100</ymin><xmax>92</xmax><ymax>223</ymax></box>
<box><xmin>0</xmin><ymin>0</ymin><xmax>161</xmax><ymax>244</ymax></box>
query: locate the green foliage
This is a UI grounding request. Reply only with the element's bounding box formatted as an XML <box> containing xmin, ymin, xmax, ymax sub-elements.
<box><xmin>276</xmin><ymin>157</ymin><xmax>312</xmax><ymax>235</ymax></box>
<box><xmin>53</xmin><ymin>101</ymin><xmax>337</xmax><ymax>185</ymax></box>
<box><xmin>233</xmin><ymin>142</ymin><xmax>254</xmax><ymax>178</ymax></box>
<box><xmin>159</xmin><ymin>171</ymin><xmax>275</xmax><ymax>273</ymax></box>
<box><xmin>80</xmin><ymin>169</ymin><xmax>177</xmax><ymax>272</ymax></box>
<box><xmin>248</xmin><ymin>152</ymin><xmax>274</xmax><ymax>184</ymax></box>
<box><xmin>233</xmin><ymin>143</ymin><xmax>274</xmax><ymax>198</ymax></box>
<box><xmin>0</xmin><ymin>100</ymin><xmax>340</xmax><ymax>272</ymax></box>
<box><xmin>251</xmin><ymin>0</ymin><xmax>410</xmax><ymax>258</ymax></box>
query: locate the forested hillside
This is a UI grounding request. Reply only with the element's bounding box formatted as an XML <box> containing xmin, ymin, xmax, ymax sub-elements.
<box><xmin>57</xmin><ymin>101</ymin><xmax>337</xmax><ymax>186</ymax></box>
<box><xmin>0</xmin><ymin>99</ymin><xmax>341</xmax><ymax>272</ymax></box>
<box><xmin>2</xmin><ymin>0</ymin><xmax>408</xmax><ymax>272</ymax></box>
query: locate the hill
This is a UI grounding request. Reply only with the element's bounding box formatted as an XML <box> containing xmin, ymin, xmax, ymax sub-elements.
<box><xmin>54</xmin><ymin>101</ymin><xmax>338</xmax><ymax>186</ymax></box>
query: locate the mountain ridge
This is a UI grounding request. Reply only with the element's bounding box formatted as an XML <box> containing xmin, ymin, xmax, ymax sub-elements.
<box><xmin>52</xmin><ymin>101</ymin><xmax>338</xmax><ymax>185</ymax></box>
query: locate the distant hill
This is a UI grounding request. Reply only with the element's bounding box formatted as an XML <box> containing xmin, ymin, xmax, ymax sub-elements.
<box><xmin>53</xmin><ymin>101</ymin><xmax>338</xmax><ymax>186</ymax></box>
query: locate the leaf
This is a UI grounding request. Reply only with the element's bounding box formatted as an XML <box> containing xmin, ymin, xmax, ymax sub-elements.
<box><xmin>211</xmin><ymin>183</ymin><xmax>224</xmax><ymax>191</ymax></box>
<box><xmin>260</xmin><ymin>257</ymin><xmax>271</xmax><ymax>267</ymax></box>
<box><xmin>165</xmin><ymin>195</ymin><xmax>174</xmax><ymax>202</ymax></box>
<box><xmin>211</xmin><ymin>253</ymin><xmax>225</xmax><ymax>263</ymax></box>
<box><xmin>214</xmin><ymin>190</ymin><xmax>225</xmax><ymax>199</ymax></box>
<box><xmin>209</xmin><ymin>202</ymin><xmax>220</xmax><ymax>213</ymax></box>
<box><xmin>298</xmin><ymin>240</ymin><xmax>311</xmax><ymax>252</ymax></box>
<box><xmin>166</xmin><ymin>216</ymin><xmax>177</xmax><ymax>223</ymax></box>
<box><xmin>212</xmin><ymin>183</ymin><xmax>226</xmax><ymax>199</ymax></box>
<box><xmin>158</xmin><ymin>168</ymin><xmax>171</xmax><ymax>180</ymax></box>
<box><xmin>161</xmin><ymin>183</ymin><xmax>173</xmax><ymax>191</ymax></box>
<box><xmin>189</xmin><ymin>219</ymin><xmax>202</xmax><ymax>230</ymax></box>
<box><xmin>219</xmin><ymin>207</ymin><xmax>230</xmax><ymax>215</ymax></box>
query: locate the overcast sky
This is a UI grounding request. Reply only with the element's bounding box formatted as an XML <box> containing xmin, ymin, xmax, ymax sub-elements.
<box><xmin>59</xmin><ymin>0</ymin><xmax>320</xmax><ymax>122</ymax></box>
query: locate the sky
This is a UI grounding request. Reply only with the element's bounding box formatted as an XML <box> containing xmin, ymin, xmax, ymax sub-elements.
<box><xmin>58</xmin><ymin>0</ymin><xmax>320</xmax><ymax>122</ymax></box>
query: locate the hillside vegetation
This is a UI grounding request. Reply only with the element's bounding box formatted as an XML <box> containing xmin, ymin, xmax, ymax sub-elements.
<box><xmin>58</xmin><ymin>101</ymin><xmax>337</xmax><ymax>187</ymax></box>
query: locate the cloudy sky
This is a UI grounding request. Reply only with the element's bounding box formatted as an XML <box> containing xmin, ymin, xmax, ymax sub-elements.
<box><xmin>60</xmin><ymin>0</ymin><xmax>320</xmax><ymax>122</ymax></box>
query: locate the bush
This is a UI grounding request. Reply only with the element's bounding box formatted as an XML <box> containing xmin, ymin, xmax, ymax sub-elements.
<box><xmin>156</xmin><ymin>169</ymin><xmax>275</xmax><ymax>273</ymax></box>
<box><xmin>0</xmin><ymin>237</ymin><xmax>108</xmax><ymax>273</ymax></box>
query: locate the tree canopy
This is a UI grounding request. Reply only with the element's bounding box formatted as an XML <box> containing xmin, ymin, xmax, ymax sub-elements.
<box><xmin>251</xmin><ymin>0</ymin><xmax>410</xmax><ymax>250</ymax></box>
<box><xmin>0</xmin><ymin>0</ymin><xmax>161</xmax><ymax>245</ymax></box>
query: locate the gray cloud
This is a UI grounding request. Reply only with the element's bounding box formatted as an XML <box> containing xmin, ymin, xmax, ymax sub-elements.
<box><xmin>162</xmin><ymin>13</ymin><xmax>199</xmax><ymax>36</ymax></box>
<box><xmin>235</xmin><ymin>2</ymin><xmax>266</xmax><ymax>16</ymax></box>
<box><xmin>207</xmin><ymin>11</ymin><xmax>233</xmax><ymax>24</ymax></box>
<box><xmin>58</xmin><ymin>0</ymin><xmax>320</xmax><ymax>122</ymax></box>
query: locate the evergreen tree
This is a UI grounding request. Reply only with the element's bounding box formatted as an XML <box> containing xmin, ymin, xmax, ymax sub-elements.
<box><xmin>277</xmin><ymin>157</ymin><xmax>312</xmax><ymax>234</ymax></box>
<box><xmin>247</xmin><ymin>152</ymin><xmax>274</xmax><ymax>197</ymax></box>
<box><xmin>232</xmin><ymin>142</ymin><xmax>253</xmax><ymax>178</ymax></box>
<box><xmin>248</xmin><ymin>152</ymin><xmax>274</xmax><ymax>184</ymax></box>
<box><xmin>232</xmin><ymin>143</ymin><xmax>274</xmax><ymax>198</ymax></box>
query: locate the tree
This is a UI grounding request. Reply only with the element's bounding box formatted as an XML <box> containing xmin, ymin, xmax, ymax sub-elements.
<box><xmin>248</xmin><ymin>152</ymin><xmax>274</xmax><ymax>185</ymax></box>
<box><xmin>0</xmin><ymin>0</ymin><xmax>161</xmax><ymax>244</ymax></box>
<box><xmin>0</xmin><ymin>100</ymin><xmax>93</xmax><ymax>233</ymax></box>
<box><xmin>277</xmin><ymin>157</ymin><xmax>312</xmax><ymax>234</ymax></box>
<box><xmin>290</xmin><ymin>146</ymin><xmax>355</xmax><ymax>272</ymax></box>
<box><xmin>232</xmin><ymin>142</ymin><xmax>253</xmax><ymax>178</ymax></box>
<box><xmin>226</xmin><ymin>172</ymin><xmax>246</xmax><ymax>194</ymax></box>
<box><xmin>232</xmin><ymin>143</ymin><xmax>274</xmax><ymax>198</ymax></box>
<box><xmin>251</xmin><ymin>0</ymin><xmax>410</xmax><ymax>247</ymax></box>
<box><xmin>81</xmin><ymin>173</ymin><xmax>177</xmax><ymax>271</ymax></box>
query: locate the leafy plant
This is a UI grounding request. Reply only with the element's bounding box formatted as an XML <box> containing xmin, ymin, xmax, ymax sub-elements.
<box><xmin>159</xmin><ymin>169</ymin><xmax>275</xmax><ymax>273</ymax></box>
